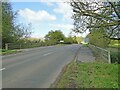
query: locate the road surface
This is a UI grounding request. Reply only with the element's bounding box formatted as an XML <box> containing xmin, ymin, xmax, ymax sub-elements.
<box><xmin>2</xmin><ymin>44</ymin><xmax>81</xmax><ymax>88</ymax></box>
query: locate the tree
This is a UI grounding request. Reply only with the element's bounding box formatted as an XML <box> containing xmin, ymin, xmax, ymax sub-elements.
<box><xmin>76</xmin><ymin>36</ymin><xmax>84</xmax><ymax>44</ymax></box>
<box><xmin>14</xmin><ymin>23</ymin><xmax>32</xmax><ymax>43</ymax></box>
<box><xmin>1</xmin><ymin>1</ymin><xmax>32</xmax><ymax>48</ymax></box>
<box><xmin>2</xmin><ymin>2</ymin><xmax>16</xmax><ymax>48</ymax></box>
<box><xmin>86</xmin><ymin>29</ymin><xmax>109</xmax><ymax>48</ymax></box>
<box><xmin>70</xmin><ymin>0</ymin><xmax>120</xmax><ymax>47</ymax></box>
<box><xmin>64</xmin><ymin>36</ymin><xmax>76</xmax><ymax>44</ymax></box>
<box><xmin>44</xmin><ymin>30</ymin><xmax>65</xmax><ymax>45</ymax></box>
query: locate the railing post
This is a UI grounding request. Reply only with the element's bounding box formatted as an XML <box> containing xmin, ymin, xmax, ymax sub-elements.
<box><xmin>108</xmin><ymin>51</ymin><xmax>111</xmax><ymax>63</ymax></box>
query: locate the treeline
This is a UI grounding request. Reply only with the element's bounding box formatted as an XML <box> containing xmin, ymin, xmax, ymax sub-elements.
<box><xmin>44</xmin><ymin>30</ymin><xmax>79</xmax><ymax>46</ymax></box>
<box><xmin>5</xmin><ymin>30</ymin><xmax>83</xmax><ymax>50</ymax></box>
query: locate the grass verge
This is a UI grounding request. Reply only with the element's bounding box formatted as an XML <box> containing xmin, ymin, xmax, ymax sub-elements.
<box><xmin>55</xmin><ymin>44</ymin><xmax>68</xmax><ymax>46</ymax></box>
<box><xmin>0</xmin><ymin>49</ymin><xmax>21</xmax><ymax>55</ymax></box>
<box><xmin>56</xmin><ymin>61</ymin><xmax>119</xmax><ymax>88</ymax></box>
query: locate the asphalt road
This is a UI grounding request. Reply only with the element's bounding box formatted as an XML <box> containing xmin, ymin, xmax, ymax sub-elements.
<box><xmin>2</xmin><ymin>44</ymin><xmax>82</xmax><ymax>88</ymax></box>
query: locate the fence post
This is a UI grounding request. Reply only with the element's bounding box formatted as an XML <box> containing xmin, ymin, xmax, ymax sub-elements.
<box><xmin>5</xmin><ymin>43</ymin><xmax>8</xmax><ymax>50</ymax></box>
<box><xmin>108</xmin><ymin>51</ymin><xmax>111</xmax><ymax>63</ymax></box>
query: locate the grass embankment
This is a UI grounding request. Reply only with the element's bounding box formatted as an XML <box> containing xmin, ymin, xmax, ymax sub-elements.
<box><xmin>56</xmin><ymin>61</ymin><xmax>119</xmax><ymax>88</ymax></box>
<box><xmin>0</xmin><ymin>49</ymin><xmax>21</xmax><ymax>55</ymax></box>
<box><xmin>55</xmin><ymin>44</ymin><xmax>68</xmax><ymax>46</ymax></box>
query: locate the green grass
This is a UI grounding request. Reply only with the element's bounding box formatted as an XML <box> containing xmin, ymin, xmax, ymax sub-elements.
<box><xmin>83</xmin><ymin>43</ymin><xmax>89</xmax><ymax>47</ymax></box>
<box><xmin>109</xmin><ymin>40</ymin><xmax>120</xmax><ymax>48</ymax></box>
<box><xmin>56</xmin><ymin>61</ymin><xmax>119</xmax><ymax>88</ymax></box>
<box><xmin>55</xmin><ymin>44</ymin><xmax>68</xmax><ymax>46</ymax></box>
<box><xmin>0</xmin><ymin>49</ymin><xmax>21</xmax><ymax>55</ymax></box>
<box><xmin>109</xmin><ymin>44</ymin><xmax>120</xmax><ymax>48</ymax></box>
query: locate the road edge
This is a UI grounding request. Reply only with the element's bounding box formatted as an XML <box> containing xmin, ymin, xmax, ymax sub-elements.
<box><xmin>49</xmin><ymin>44</ymin><xmax>82</xmax><ymax>88</ymax></box>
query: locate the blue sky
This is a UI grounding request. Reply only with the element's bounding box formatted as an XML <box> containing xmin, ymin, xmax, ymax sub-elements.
<box><xmin>10</xmin><ymin>0</ymin><xmax>89</xmax><ymax>38</ymax></box>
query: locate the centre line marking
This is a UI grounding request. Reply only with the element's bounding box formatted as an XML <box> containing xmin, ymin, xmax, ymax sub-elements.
<box><xmin>0</xmin><ymin>68</ymin><xmax>6</xmax><ymax>71</ymax></box>
<box><xmin>43</xmin><ymin>52</ymin><xmax>54</xmax><ymax>56</ymax></box>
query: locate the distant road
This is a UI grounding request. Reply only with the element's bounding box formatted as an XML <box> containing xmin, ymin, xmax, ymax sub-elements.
<box><xmin>2</xmin><ymin>44</ymin><xmax>82</xmax><ymax>88</ymax></box>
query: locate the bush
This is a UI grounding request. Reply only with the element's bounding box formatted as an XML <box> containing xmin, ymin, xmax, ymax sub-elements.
<box><xmin>83</xmin><ymin>43</ymin><xmax>89</xmax><ymax>47</ymax></box>
<box><xmin>87</xmin><ymin>29</ymin><xmax>109</xmax><ymax>48</ymax></box>
<box><xmin>110</xmin><ymin>51</ymin><xmax>120</xmax><ymax>63</ymax></box>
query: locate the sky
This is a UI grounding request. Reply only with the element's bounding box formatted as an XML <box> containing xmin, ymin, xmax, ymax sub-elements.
<box><xmin>9</xmin><ymin>0</ymin><xmax>89</xmax><ymax>38</ymax></box>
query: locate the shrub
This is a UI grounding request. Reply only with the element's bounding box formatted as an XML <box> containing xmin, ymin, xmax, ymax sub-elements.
<box><xmin>110</xmin><ymin>51</ymin><xmax>120</xmax><ymax>63</ymax></box>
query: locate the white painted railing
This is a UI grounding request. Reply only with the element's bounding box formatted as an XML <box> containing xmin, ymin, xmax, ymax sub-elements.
<box><xmin>89</xmin><ymin>44</ymin><xmax>111</xmax><ymax>63</ymax></box>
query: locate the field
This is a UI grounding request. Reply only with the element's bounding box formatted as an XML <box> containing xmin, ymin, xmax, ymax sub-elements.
<box><xmin>109</xmin><ymin>40</ymin><xmax>120</xmax><ymax>48</ymax></box>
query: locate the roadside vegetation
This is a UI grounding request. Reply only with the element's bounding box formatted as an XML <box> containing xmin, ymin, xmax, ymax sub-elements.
<box><xmin>107</xmin><ymin>40</ymin><xmax>119</xmax><ymax>63</ymax></box>
<box><xmin>56</xmin><ymin>61</ymin><xmax>118</xmax><ymax>88</ymax></box>
<box><xmin>56</xmin><ymin>40</ymin><xmax>119</xmax><ymax>88</ymax></box>
<box><xmin>56</xmin><ymin>38</ymin><xmax>119</xmax><ymax>88</ymax></box>
<box><xmin>0</xmin><ymin>49</ymin><xmax>21</xmax><ymax>55</ymax></box>
<box><xmin>108</xmin><ymin>40</ymin><xmax>120</xmax><ymax>63</ymax></box>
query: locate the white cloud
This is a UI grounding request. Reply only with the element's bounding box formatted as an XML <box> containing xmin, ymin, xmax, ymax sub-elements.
<box><xmin>18</xmin><ymin>8</ymin><xmax>56</xmax><ymax>23</ymax></box>
<box><xmin>50</xmin><ymin>24</ymin><xmax>73</xmax><ymax>30</ymax></box>
<box><xmin>39</xmin><ymin>0</ymin><xmax>73</xmax><ymax>21</ymax></box>
<box><xmin>53</xmin><ymin>1</ymin><xmax>73</xmax><ymax>21</ymax></box>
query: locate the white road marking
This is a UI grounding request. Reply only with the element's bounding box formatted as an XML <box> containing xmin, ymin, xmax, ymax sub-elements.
<box><xmin>43</xmin><ymin>52</ymin><xmax>54</xmax><ymax>56</ymax></box>
<box><xmin>0</xmin><ymin>68</ymin><xmax>6</xmax><ymax>71</ymax></box>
